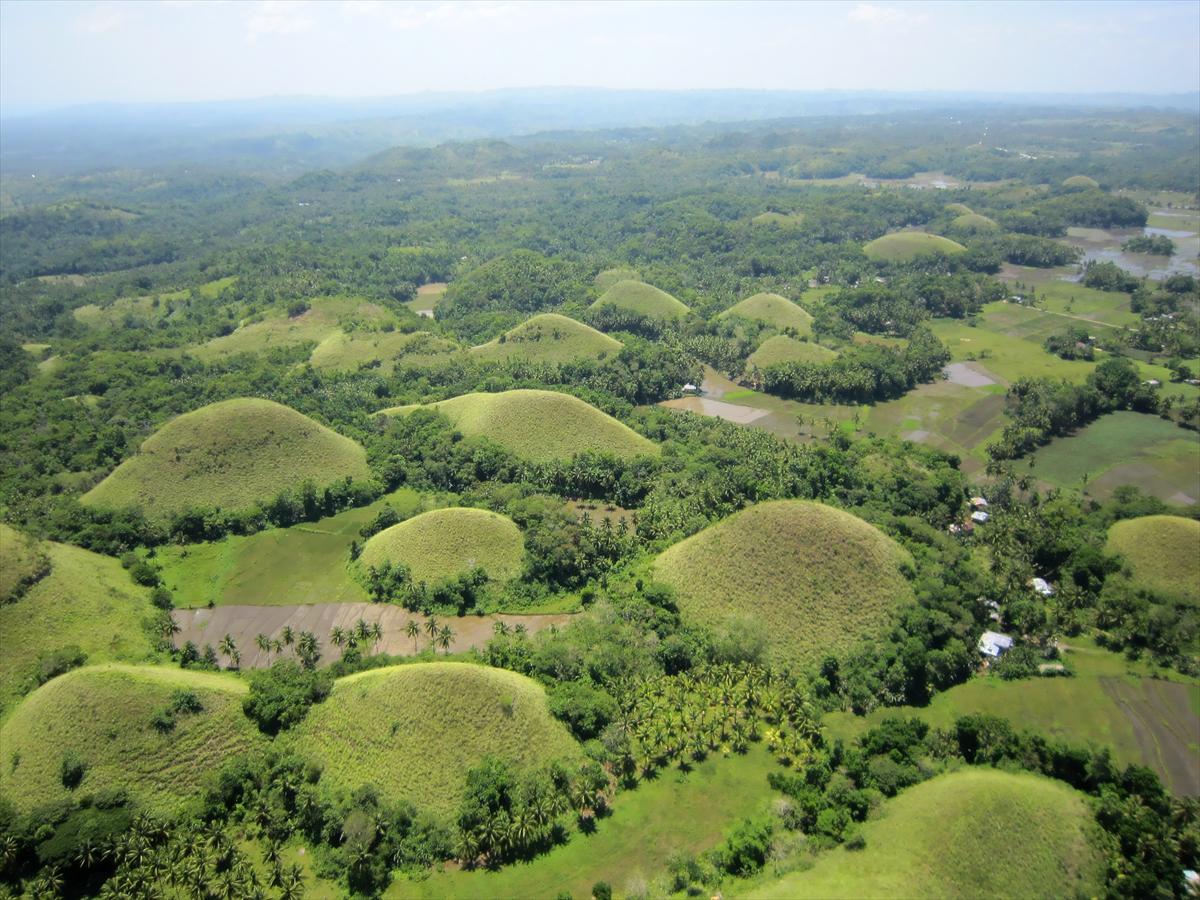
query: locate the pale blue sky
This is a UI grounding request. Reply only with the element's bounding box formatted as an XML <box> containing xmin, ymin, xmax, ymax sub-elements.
<box><xmin>1</xmin><ymin>0</ymin><xmax>1197</xmax><ymax>112</ymax></box>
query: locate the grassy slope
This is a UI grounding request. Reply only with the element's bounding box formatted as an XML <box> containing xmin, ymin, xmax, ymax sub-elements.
<box><xmin>1064</xmin><ymin>175</ymin><xmax>1101</xmax><ymax>190</ymax></box>
<box><xmin>310</xmin><ymin>330</ymin><xmax>460</xmax><ymax>374</ymax></box>
<box><xmin>82</xmin><ymin>398</ymin><xmax>371</xmax><ymax>521</ymax></box>
<box><xmin>156</xmin><ymin>488</ymin><xmax>425</xmax><ymax>608</ymax></box>
<box><xmin>379</xmin><ymin>390</ymin><xmax>659</xmax><ymax>463</ymax></box>
<box><xmin>746</xmin><ymin>335</ymin><xmax>837</xmax><ymax>369</ymax></box>
<box><xmin>593</xmin><ymin>267</ymin><xmax>641</xmax><ymax>291</ymax></box>
<box><xmin>0</xmin><ymin>540</ymin><xmax>158</xmax><ymax>715</ymax></box>
<box><xmin>190</xmin><ymin>296</ymin><xmax>393</xmax><ymax>360</ymax></box>
<box><xmin>863</xmin><ymin>232</ymin><xmax>967</xmax><ymax>262</ymax></box>
<box><xmin>290</xmin><ymin>663</ymin><xmax>583</xmax><ymax>815</ymax></box>
<box><xmin>951</xmin><ymin>212</ymin><xmax>998</xmax><ymax>231</ymax></box>
<box><xmin>1107</xmin><ymin>515</ymin><xmax>1200</xmax><ymax>604</ymax></box>
<box><xmin>0</xmin><ymin>523</ymin><xmax>47</xmax><ymax>602</ymax></box>
<box><xmin>0</xmin><ymin>665</ymin><xmax>262</xmax><ymax>815</ymax></box>
<box><xmin>360</xmin><ymin>507</ymin><xmax>525</xmax><ymax>583</ymax></box>
<box><xmin>720</xmin><ymin>293</ymin><xmax>814</xmax><ymax>335</ymax></box>
<box><xmin>744</xmin><ymin>769</ymin><xmax>1103</xmax><ymax>900</ymax></box>
<box><xmin>653</xmin><ymin>501</ymin><xmax>913</xmax><ymax>667</ymax></box>
<box><xmin>470</xmin><ymin>313</ymin><xmax>622</xmax><ymax>365</ymax></box>
<box><xmin>73</xmin><ymin>277</ymin><xmax>237</xmax><ymax>329</ymax></box>
<box><xmin>392</xmin><ymin>746</ymin><xmax>780</xmax><ymax>900</ymax></box>
<box><xmin>589</xmin><ymin>280</ymin><xmax>690</xmax><ymax>320</ymax></box>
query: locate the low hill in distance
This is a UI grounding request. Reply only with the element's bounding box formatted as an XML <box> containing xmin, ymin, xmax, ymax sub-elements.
<box><xmin>82</xmin><ymin>398</ymin><xmax>371</xmax><ymax>522</ymax></box>
<box><xmin>751</xmin><ymin>211</ymin><xmax>805</xmax><ymax>227</ymax></box>
<box><xmin>1063</xmin><ymin>175</ymin><xmax>1101</xmax><ymax>191</ymax></box>
<box><xmin>863</xmin><ymin>232</ymin><xmax>967</xmax><ymax>262</ymax></box>
<box><xmin>289</xmin><ymin>662</ymin><xmax>583</xmax><ymax>815</ymax></box>
<box><xmin>589</xmin><ymin>280</ymin><xmax>690</xmax><ymax>321</ymax></box>
<box><xmin>944</xmin><ymin>202</ymin><xmax>974</xmax><ymax>215</ymax></box>
<box><xmin>719</xmin><ymin>293</ymin><xmax>814</xmax><ymax>335</ymax></box>
<box><xmin>310</xmin><ymin>329</ymin><xmax>460</xmax><ymax>374</ymax></box>
<box><xmin>1106</xmin><ymin>515</ymin><xmax>1200</xmax><ymax>605</ymax></box>
<box><xmin>593</xmin><ymin>266</ymin><xmax>641</xmax><ymax>291</ymax></box>
<box><xmin>746</xmin><ymin>335</ymin><xmax>837</xmax><ymax>370</ymax></box>
<box><xmin>378</xmin><ymin>389</ymin><xmax>659</xmax><ymax>463</ymax></box>
<box><xmin>360</xmin><ymin>507</ymin><xmax>525</xmax><ymax>584</ymax></box>
<box><xmin>0</xmin><ymin>665</ymin><xmax>264</xmax><ymax>816</ymax></box>
<box><xmin>470</xmin><ymin>313</ymin><xmax>622</xmax><ymax>365</ymax></box>
<box><xmin>950</xmin><ymin>212</ymin><xmax>999</xmax><ymax>232</ymax></box>
<box><xmin>653</xmin><ymin>500</ymin><xmax>913</xmax><ymax>667</ymax></box>
<box><xmin>746</xmin><ymin>768</ymin><xmax>1103</xmax><ymax>899</ymax></box>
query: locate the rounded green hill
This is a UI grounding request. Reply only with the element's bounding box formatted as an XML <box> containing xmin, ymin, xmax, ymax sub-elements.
<box><xmin>470</xmin><ymin>313</ymin><xmax>622</xmax><ymax>364</ymax></box>
<box><xmin>652</xmin><ymin>500</ymin><xmax>913</xmax><ymax>666</ymax></box>
<box><xmin>0</xmin><ymin>665</ymin><xmax>264</xmax><ymax>815</ymax></box>
<box><xmin>1063</xmin><ymin>175</ymin><xmax>1101</xmax><ymax>191</ymax></box>
<box><xmin>589</xmin><ymin>280</ymin><xmax>690</xmax><ymax>321</ymax></box>
<box><xmin>1106</xmin><ymin>515</ymin><xmax>1200</xmax><ymax>605</ymax></box>
<box><xmin>951</xmin><ymin>212</ymin><xmax>999</xmax><ymax>232</ymax></box>
<box><xmin>360</xmin><ymin>507</ymin><xmax>525</xmax><ymax>583</ymax></box>
<box><xmin>289</xmin><ymin>662</ymin><xmax>584</xmax><ymax>814</ymax></box>
<box><xmin>863</xmin><ymin>232</ymin><xmax>967</xmax><ymax>262</ymax></box>
<box><xmin>944</xmin><ymin>202</ymin><xmax>974</xmax><ymax>215</ymax></box>
<box><xmin>310</xmin><ymin>329</ymin><xmax>460</xmax><ymax>373</ymax></box>
<box><xmin>378</xmin><ymin>389</ymin><xmax>659</xmax><ymax>463</ymax></box>
<box><xmin>719</xmin><ymin>293</ymin><xmax>814</xmax><ymax>335</ymax></box>
<box><xmin>594</xmin><ymin>266</ymin><xmax>641</xmax><ymax>291</ymax></box>
<box><xmin>82</xmin><ymin>398</ymin><xmax>371</xmax><ymax>521</ymax></box>
<box><xmin>746</xmin><ymin>335</ymin><xmax>836</xmax><ymax>370</ymax></box>
<box><xmin>0</xmin><ymin>522</ymin><xmax>49</xmax><ymax>603</ymax></box>
<box><xmin>748</xmin><ymin>768</ymin><xmax>1103</xmax><ymax>899</ymax></box>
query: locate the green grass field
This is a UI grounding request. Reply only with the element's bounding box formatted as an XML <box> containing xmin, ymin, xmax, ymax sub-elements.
<box><xmin>406</xmin><ymin>282</ymin><xmax>448</xmax><ymax>316</ymax></box>
<box><xmin>1030</xmin><ymin>282</ymin><xmax>1138</xmax><ymax>328</ymax></box>
<box><xmin>379</xmin><ymin>390</ymin><xmax>659</xmax><ymax>463</ymax></box>
<box><xmin>593</xmin><ymin>267</ymin><xmax>641</xmax><ymax>291</ymax></box>
<box><xmin>931</xmin><ymin>314</ymin><xmax>1096</xmax><ymax>383</ymax></box>
<box><xmin>391</xmin><ymin>746</ymin><xmax>781</xmax><ymax>900</ymax></box>
<box><xmin>310</xmin><ymin>329</ymin><xmax>461</xmax><ymax>374</ymax></box>
<box><xmin>863</xmin><ymin>232</ymin><xmax>966</xmax><ymax>262</ymax></box>
<box><xmin>746</xmin><ymin>335</ymin><xmax>837</xmax><ymax>369</ymax></box>
<box><xmin>83</xmin><ymin>398</ymin><xmax>371</xmax><ymax>522</ymax></box>
<box><xmin>289</xmin><ymin>663</ymin><xmax>583</xmax><ymax>815</ymax></box>
<box><xmin>0</xmin><ymin>522</ymin><xmax>48</xmax><ymax>602</ymax></box>
<box><xmin>0</xmin><ymin>539</ymin><xmax>158</xmax><ymax>715</ymax></box>
<box><xmin>743</xmin><ymin>769</ymin><xmax>1103</xmax><ymax>900</ymax></box>
<box><xmin>653</xmin><ymin>501</ymin><xmax>914</xmax><ymax>667</ymax></box>
<box><xmin>155</xmin><ymin>488</ymin><xmax>426</xmax><ymax>608</ymax></box>
<box><xmin>470</xmin><ymin>313</ymin><xmax>622</xmax><ymax>364</ymax></box>
<box><xmin>1106</xmin><ymin>515</ymin><xmax>1200</xmax><ymax>604</ymax></box>
<box><xmin>719</xmin><ymin>293</ymin><xmax>814</xmax><ymax>335</ymax></box>
<box><xmin>0</xmin><ymin>665</ymin><xmax>263</xmax><ymax>815</ymax></box>
<box><xmin>951</xmin><ymin>212</ymin><xmax>998</xmax><ymax>232</ymax></box>
<box><xmin>360</xmin><ymin>507</ymin><xmax>525</xmax><ymax>584</ymax></box>
<box><xmin>589</xmin><ymin>280</ymin><xmax>690</xmax><ymax>321</ymax></box>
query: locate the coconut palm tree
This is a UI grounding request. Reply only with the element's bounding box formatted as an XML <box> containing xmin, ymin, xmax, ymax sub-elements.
<box><xmin>424</xmin><ymin>615</ymin><xmax>439</xmax><ymax>640</ymax></box>
<box><xmin>330</xmin><ymin>626</ymin><xmax>346</xmax><ymax>648</ymax></box>
<box><xmin>405</xmin><ymin>619</ymin><xmax>420</xmax><ymax>652</ymax></box>
<box><xmin>437</xmin><ymin>624</ymin><xmax>454</xmax><ymax>655</ymax></box>
<box><xmin>255</xmin><ymin>633</ymin><xmax>271</xmax><ymax>664</ymax></box>
<box><xmin>493</xmin><ymin>621</ymin><xmax>510</xmax><ymax>637</ymax></box>
<box><xmin>218</xmin><ymin>634</ymin><xmax>239</xmax><ymax>669</ymax></box>
<box><xmin>355</xmin><ymin>618</ymin><xmax>370</xmax><ymax>644</ymax></box>
<box><xmin>281</xmin><ymin>625</ymin><xmax>295</xmax><ymax>646</ymax></box>
<box><xmin>370</xmin><ymin>621</ymin><xmax>383</xmax><ymax>654</ymax></box>
<box><xmin>278</xmin><ymin>864</ymin><xmax>305</xmax><ymax>900</ymax></box>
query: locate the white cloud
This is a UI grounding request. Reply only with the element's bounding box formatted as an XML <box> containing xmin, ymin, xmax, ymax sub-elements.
<box><xmin>72</xmin><ymin>4</ymin><xmax>131</xmax><ymax>34</ymax></box>
<box><xmin>848</xmin><ymin>3</ymin><xmax>922</xmax><ymax>27</ymax></box>
<box><xmin>247</xmin><ymin>0</ymin><xmax>314</xmax><ymax>37</ymax></box>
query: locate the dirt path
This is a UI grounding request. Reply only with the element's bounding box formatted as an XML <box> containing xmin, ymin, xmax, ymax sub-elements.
<box><xmin>1101</xmin><ymin>677</ymin><xmax>1200</xmax><ymax>796</ymax></box>
<box><xmin>173</xmin><ymin>603</ymin><xmax>576</xmax><ymax>668</ymax></box>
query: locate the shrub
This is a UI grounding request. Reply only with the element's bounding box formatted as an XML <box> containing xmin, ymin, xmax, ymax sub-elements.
<box><xmin>591</xmin><ymin>882</ymin><xmax>612</xmax><ymax>900</ymax></box>
<box><xmin>60</xmin><ymin>751</ymin><xmax>87</xmax><ymax>789</ymax></box>
<box><xmin>35</xmin><ymin>646</ymin><xmax>87</xmax><ymax>686</ymax></box>
<box><xmin>548</xmin><ymin>681</ymin><xmax>618</xmax><ymax>741</ymax></box>
<box><xmin>242</xmin><ymin>660</ymin><xmax>333</xmax><ymax>734</ymax></box>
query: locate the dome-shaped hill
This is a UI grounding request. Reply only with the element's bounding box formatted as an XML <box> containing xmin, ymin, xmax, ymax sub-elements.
<box><xmin>594</xmin><ymin>266</ymin><xmax>641</xmax><ymax>291</ymax></box>
<box><xmin>864</xmin><ymin>232</ymin><xmax>967</xmax><ymax>262</ymax></box>
<box><xmin>378</xmin><ymin>389</ymin><xmax>658</xmax><ymax>463</ymax></box>
<box><xmin>589</xmin><ymin>280</ymin><xmax>690</xmax><ymax>321</ymax></box>
<box><xmin>310</xmin><ymin>329</ymin><xmax>460</xmax><ymax>374</ymax></box>
<box><xmin>944</xmin><ymin>202</ymin><xmax>974</xmax><ymax>215</ymax></box>
<box><xmin>0</xmin><ymin>523</ymin><xmax>49</xmax><ymax>604</ymax></box>
<box><xmin>82</xmin><ymin>399</ymin><xmax>371</xmax><ymax>521</ymax></box>
<box><xmin>748</xmin><ymin>769</ymin><xmax>1103</xmax><ymax>899</ymax></box>
<box><xmin>751</xmin><ymin>211</ymin><xmax>805</xmax><ymax>227</ymax></box>
<box><xmin>746</xmin><ymin>335</ymin><xmax>837</xmax><ymax>370</ymax></box>
<box><xmin>360</xmin><ymin>507</ymin><xmax>524</xmax><ymax>584</ymax></box>
<box><xmin>1106</xmin><ymin>515</ymin><xmax>1200</xmax><ymax>606</ymax></box>
<box><xmin>289</xmin><ymin>663</ymin><xmax>584</xmax><ymax>814</ymax></box>
<box><xmin>951</xmin><ymin>212</ymin><xmax>999</xmax><ymax>232</ymax></box>
<box><xmin>719</xmin><ymin>293</ymin><xmax>814</xmax><ymax>335</ymax></box>
<box><xmin>1063</xmin><ymin>174</ymin><xmax>1101</xmax><ymax>191</ymax></box>
<box><xmin>0</xmin><ymin>665</ymin><xmax>264</xmax><ymax>815</ymax></box>
<box><xmin>653</xmin><ymin>501</ymin><xmax>913</xmax><ymax>666</ymax></box>
<box><xmin>470</xmin><ymin>313</ymin><xmax>622</xmax><ymax>364</ymax></box>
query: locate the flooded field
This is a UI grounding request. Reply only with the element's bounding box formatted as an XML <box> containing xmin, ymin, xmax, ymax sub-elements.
<box><xmin>659</xmin><ymin>396</ymin><xmax>771</xmax><ymax>424</ymax></box>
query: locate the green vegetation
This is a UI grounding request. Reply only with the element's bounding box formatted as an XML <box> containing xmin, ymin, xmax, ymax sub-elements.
<box><xmin>82</xmin><ymin>398</ymin><xmax>371</xmax><ymax>521</ymax></box>
<box><xmin>746</xmin><ymin>769</ymin><xmax>1103</xmax><ymax>900</ymax></box>
<box><xmin>862</xmin><ymin>232</ymin><xmax>966</xmax><ymax>262</ymax></box>
<box><xmin>751</xmin><ymin>211</ymin><xmax>805</xmax><ymax>227</ymax></box>
<box><xmin>0</xmin><ymin>522</ymin><xmax>49</xmax><ymax>603</ymax></box>
<box><xmin>746</xmin><ymin>335</ymin><xmax>837</xmax><ymax>370</ymax></box>
<box><xmin>0</xmin><ymin>665</ymin><xmax>263</xmax><ymax>815</ymax></box>
<box><xmin>589</xmin><ymin>280</ymin><xmax>690</xmax><ymax>321</ymax></box>
<box><xmin>719</xmin><ymin>293</ymin><xmax>814</xmax><ymax>335</ymax></box>
<box><xmin>309</xmin><ymin>329</ymin><xmax>460</xmax><ymax>373</ymax></box>
<box><xmin>290</xmin><ymin>662</ymin><xmax>583</xmax><ymax>814</ymax></box>
<box><xmin>360</xmin><ymin>507</ymin><xmax>525</xmax><ymax>584</ymax></box>
<box><xmin>593</xmin><ymin>267</ymin><xmax>640</xmax><ymax>291</ymax></box>
<box><xmin>379</xmin><ymin>389</ymin><xmax>659</xmax><ymax>462</ymax></box>
<box><xmin>470</xmin><ymin>313</ymin><xmax>621</xmax><ymax>364</ymax></box>
<box><xmin>1063</xmin><ymin>174</ymin><xmax>1102</xmax><ymax>191</ymax></box>
<box><xmin>653</xmin><ymin>501</ymin><xmax>914</xmax><ymax>667</ymax></box>
<box><xmin>1106</xmin><ymin>515</ymin><xmax>1200</xmax><ymax>605</ymax></box>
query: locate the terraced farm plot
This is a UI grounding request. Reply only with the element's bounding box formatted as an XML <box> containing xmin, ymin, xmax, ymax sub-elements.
<box><xmin>744</xmin><ymin>769</ymin><xmax>1103</xmax><ymax>900</ymax></box>
<box><xmin>289</xmin><ymin>663</ymin><xmax>584</xmax><ymax>814</ymax></box>
<box><xmin>310</xmin><ymin>329</ymin><xmax>460</xmax><ymax>373</ymax></box>
<box><xmin>379</xmin><ymin>389</ymin><xmax>659</xmax><ymax>462</ymax></box>
<box><xmin>863</xmin><ymin>232</ymin><xmax>966</xmax><ymax>262</ymax></box>
<box><xmin>470</xmin><ymin>313</ymin><xmax>622</xmax><ymax>364</ymax></box>
<box><xmin>82</xmin><ymin>398</ymin><xmax>371</xmax><ymax>522</ymax></box>
<box><xmin>589</xmin><ymin>280</ymin><xmax>690</xmax><ymax>321</ymax></box>
<box><xmin>719</xmin><ymin>293</ymin><xmax>814</xmax><ymax>335</ymax></box>
<box><xmin>0</xmin><ymin>665</ymin><xmax>264</xmax><ymax>815</ymax></box>
<box><xmin>653</xmin><ymin>501</ymin><xmax>913</xmax><ymax>667</ymax></box>
<box><xmin>1106</xmin><ymin>515</ymin><xmax>1200</xmax><ymax>604</ymax></box>
<box><xmin>360</xmin><ymin>507</ymin><xmax>525</xmax><ymax>584</ymax></box>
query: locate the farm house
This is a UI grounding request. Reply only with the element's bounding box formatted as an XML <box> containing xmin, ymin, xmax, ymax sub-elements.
<box><xmin>978</xmin><ymin>631</ymin><xmax>1014</xmax><ymax>659</ymax></box>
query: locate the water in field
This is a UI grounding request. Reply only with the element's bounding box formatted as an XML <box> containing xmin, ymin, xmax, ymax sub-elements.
<box><xmin>1062</xmin><ymin>211</ymin><xmax>1200</xmax><ymax>281</ymax></box>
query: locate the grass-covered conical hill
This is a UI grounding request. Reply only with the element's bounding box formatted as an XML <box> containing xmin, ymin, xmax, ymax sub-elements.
<box><xmin>589</xmin><ymin>279</ymin><xmax>690</xmax><ymax>321</ymax></box>
<box><xmin>470</xmin><ymin>313</ymin><xmax>622</xmax><ymax>364</ymax></box>
<box><xmin>746</xmin><ymin>768</ymin><xmax>1104</xmax><ymax>899</ymax></box>
<box><xmin>0</xmin><ymin>522</ymin><xmax>49</xmax><ymax>603</ymax></box>
<box><xmin>0</xmin><ymin>665</ymin><xmax>265</xmax><ymax>816</ymax></box>
<box><xmin>377</xmin><ymin>389</ymin><xmax>658</xmax><ymax>463</ymax></box>
<box><xmin>863</xmin><ymin>232</ymin><xmax>967</xmax><ymax>262</ymax></box>
<box><xmin>1063</xmin><ymin>174</ymin><xmax>1101</xmax><ymax>191</ymax></box>
<box><xmin>593</xmin><ymin>266</ymin><xmax>641</xmax><ymax>291</ymax></box>
<box><xmin>950</xmin><ymin>212</ymin><xmax>999</xmax><ymax>232</ymax></box>
<box><xmin>288</xmin><ymin>662</ymin><xmax>584</xmax><ymax>814</ymax></box>
<box><xmin>360</xmin><ymin>507</ymin><xmax>525</xmax><ymax>584</ymax></box>
<box><xmin>719</xmin><ymin>293</ymin><xmax>814</xmax><ymax>335</ymax></box>
<box><xmin>82</xmin><ymin>398</ymin><xmax>371</xmax><ymax>521</ymax></box>
<box><xmin>1106</xmin><ymin>515</ymin><xmax>1200</xmax><ymax>606</ymax></box>
<box><xmin>653</xmin><ymin>501</ymin><xmax>913</xmax><ymax>667</ymax></box>
<box><xmin>746</xmin><ymin>335</ymin><xmax>837</xmax><ymax>370</ymax></box>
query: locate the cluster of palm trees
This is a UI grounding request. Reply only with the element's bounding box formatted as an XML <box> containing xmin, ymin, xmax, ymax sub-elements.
<box><xmin>328</xmin><ymin>618</ymin><xmax>383</xmax><ymax>655</ymax></box>
<box><xmin>215</xmin><ymin>627</ymin><xmax>323</xmax><ymax>672</ymax></box>
<box><xmin>402</xmin><ymin>615</ymin><xmax>455</xmax><ymax>655</ymax></box>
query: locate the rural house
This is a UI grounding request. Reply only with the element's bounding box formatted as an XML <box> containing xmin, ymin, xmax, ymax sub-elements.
<box><xmin>978</xmin><ymin>631</ymin><xmax>1014</xmax><ymax>658</ymax></box>
<box><xmin>1029</xmin><ymin>577</ymin><xmax>1055</xmax><ymax>597</ymax></box>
